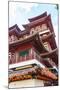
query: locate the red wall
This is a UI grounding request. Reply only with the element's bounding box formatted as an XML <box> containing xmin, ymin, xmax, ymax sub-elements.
<box><xmin>15</xmin><ymin>43</ymin><xmax>33</xmax><ymax>52</ymax></box>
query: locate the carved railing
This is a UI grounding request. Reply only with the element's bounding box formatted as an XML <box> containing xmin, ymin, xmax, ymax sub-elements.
<box><xmin>9</xmin><ymin>51</ymin><xmax>41</xmax><ymax>64</ymax></box>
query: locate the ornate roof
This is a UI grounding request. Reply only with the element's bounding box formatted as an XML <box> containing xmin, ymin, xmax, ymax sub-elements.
<box><xmin>23</xmin><ymin>14</ymin><xmax>54</xmax><ymax>32</ymax></box>
<box><xmin>9</xmin><ymin>24</ymin><xmax>21</xmax><ymax>37</ymax></box>
<box><xmin>9</xmin><ymin>24</ymin><xmax>21</xmax><ymax>32</ymax></box>
<box><xmin>23</xmin><ymin>15</ymin><xmax>48</xmax><ymax>28</ymax></box>
<box><xmin>28</xmin><ymin>12</ymin><xmax>47</xmax><ymax>22</ymax></box>
<box><xmin>9</xmin><ymin>32</ymin><xmax>48</xmax><ymax>53</ymax></box>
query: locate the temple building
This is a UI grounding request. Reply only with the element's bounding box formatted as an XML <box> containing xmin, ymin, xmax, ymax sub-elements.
<box><xmin>8</xmin><ymin>12</ymin><xmax>58</xmax><ymax>88</ymax></box>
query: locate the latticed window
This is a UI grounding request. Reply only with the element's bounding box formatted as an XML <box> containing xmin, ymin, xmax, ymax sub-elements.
<box><xmin>19</xmin><ymin>50</ymin><xmax>29</xmax><ymax>56</ymax></box>
<box><xmin>17</xmin><ymin>48</ymin><xmax>40</xmax><ymax>62</ymax></box>
<box><xmin>18</xmin><ymin>48</ymin><xmax>37</xmax><ymax>62</ymax></box>
<box><xmin>9</xmin><ymin>52</ymin><xmax>16</xmax><ymax>64</ymax></box>
<box><xmin>18</xmin><ymin>49</ymin><xmax>30</xmax><ymax>62</ymax></box>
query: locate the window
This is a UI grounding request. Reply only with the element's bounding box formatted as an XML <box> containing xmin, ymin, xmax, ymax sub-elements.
<box><xmin>19</xmin><ymin>50</ymin><xmax>29</xmax><ymax>56</ymax></box>
<box><xmin>18</xmin><ymin>49</ymin><xmax>30</xmax><ymax>62</ymax></box>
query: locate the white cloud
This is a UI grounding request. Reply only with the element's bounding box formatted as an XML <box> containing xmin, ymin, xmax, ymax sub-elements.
<box><xmin>16</xmin><ymin>3</ymin><xmax>34</xmax><ymax>12</ymax></box>
<box><xmin>9</xmin><ymin>2</ymin><xmax>38</xmax><ymax>27</ymax></box>
<box><xmin>9</xmin><ymin>2</ymin><xmax>38</xmax><ymax>13</ymax></box>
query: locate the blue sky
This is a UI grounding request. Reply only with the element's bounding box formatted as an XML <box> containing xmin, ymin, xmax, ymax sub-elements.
<box><xmin>9</xmin><ymin>2</ymin><xmax>58</xmax><ymax>45</ymax></box>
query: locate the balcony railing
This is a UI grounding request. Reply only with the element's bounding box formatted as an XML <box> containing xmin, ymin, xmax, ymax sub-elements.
<box><xmin>9</xmin><ymin>51</ymin><xmax>41</xmax><ymax>64</ymax></box>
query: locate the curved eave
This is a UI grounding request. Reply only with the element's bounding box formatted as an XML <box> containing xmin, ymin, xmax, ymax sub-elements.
<box><xmin>9</xmin><ymin>32</ymin><xmax>38</xmax><ymax>47</ymax></box>
<box><xmin>40</xmin><ymin>48</ymin><xmax>58</xmax><ymax>65</ymax></box>
<box><xmin>23</xmin><ymin>15</ymin><xmax>48</xmax><ymax>28</ymax></box>
<box><xmin>9</xmin><ymin>25</ymin><xmax>21</xmax><ymax>37</ymax></box>
<box><xmin>47</xmin><ymin>15</ymin><xmax>54</xmax><ymax>32</ymax></box>
<box><xmin>9</xmin><ymin>32</ymin><xmax>48</xmax><ymax>53</ymax></box>
<box><xmin>22</xmin><ymin>24</ymin><xmax>28</xmax><ymax>28</ymax></box>
<box><xmin>19</xmin><ymin>30</ymin><xmax>29</xmax><ymax>37</ymax></box>
<box><xmin>22</xmin><ymin>15</ymin><xmax>54</xmax><ymax>33</ymax></box>
<box><xmin>28</xmin><ymin>12</ymin><xmax>47</xmax><ymax>22</ymax></box>
<box><xmin>33</xmin><ymin>34</ymin><xmax>48</xmax><ymax>53</ymax></box>
<box><xmin>9</xmin><ymin>24</ymin><xmax>21</xmax><ymax>32</ymax></box>
<box><xmin>41</xmin><ymin>32</ymin><xmax>55</xmax><ymax>41</ymax></box>
<box><xmin>23</xmin><ymin>15</ymin><xmax>48</xmax><ymax>27</ymax></box>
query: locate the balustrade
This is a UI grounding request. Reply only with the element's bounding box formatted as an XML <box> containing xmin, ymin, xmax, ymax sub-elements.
<box><xmin>9</xmin><ymin>50</ymin><xmax>41</xmax><ymax>64</ymax></box>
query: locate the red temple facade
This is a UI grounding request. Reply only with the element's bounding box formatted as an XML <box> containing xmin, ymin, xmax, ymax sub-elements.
<box><xmin>8</xmin><ymin>12</ymin><xmax>58</xmax><ymax>88</ymax></box>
